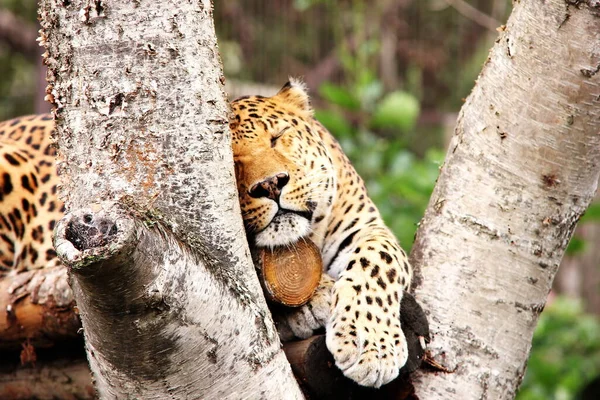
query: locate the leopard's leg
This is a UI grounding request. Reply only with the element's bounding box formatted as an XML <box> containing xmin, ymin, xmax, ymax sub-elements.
<box><xmin>325</xmin><ymin>225</ymin><xmax>412</xmax><ymax>388</ymax></box>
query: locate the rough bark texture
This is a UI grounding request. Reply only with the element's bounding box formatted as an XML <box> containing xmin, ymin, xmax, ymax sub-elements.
<box><xmin>411</xmin><ymin>1</ymin><xmax>600</xmax><ymax>399</ymax></box>
<box><xmin>0</xmin><ymin>267</ymin><xmax>78</xmax><ymax>349</ymax></box>
<box><xmin>39</xmin><ymin>0</ymin><xmax>303</xmax><ymax>398</ymax></box>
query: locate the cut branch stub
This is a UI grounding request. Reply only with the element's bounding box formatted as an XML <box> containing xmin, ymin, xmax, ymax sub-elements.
<box><xmin>259</xmin><ymin>239</ymin><xmax>322</xmax><ymax>307</ymax></box>
<box><xmin>53</xmin><ymin>205</ymin><xmax>305</xmax><ymax>398</ymax></box>
<box><xmin>54</xmin><ymin>207</ymin><xmax>136</xmax><ymax>274</ymax></box>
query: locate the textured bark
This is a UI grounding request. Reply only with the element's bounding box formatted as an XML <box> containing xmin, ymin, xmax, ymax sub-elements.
<box><xmin>39</xmin><ymin>0</ymin><xmax>303</xmax><ymax>398</ymax></box>
<box><xmin>411</xmin><ymin>1</ymin><xmax>600</xmax><ymax>399</ymax></box>
<box><xmin>0</xmin><ymin>266</ymin><xmax>78</xmax><ymax>349</ymax></box>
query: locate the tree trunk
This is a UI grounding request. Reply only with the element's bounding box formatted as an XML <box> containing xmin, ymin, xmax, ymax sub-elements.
<box><xmin>39</xmin><ymin>0</ymin><xmax>303</xmax><ymax>398</ymax></box>
<box><xmin>411</xmin><ymin>1</ymin><xmax>600</xmax><ymax>398</ymax></box>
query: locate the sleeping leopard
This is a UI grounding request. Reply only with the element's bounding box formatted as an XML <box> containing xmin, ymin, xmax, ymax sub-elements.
<box><xmin>0</xmin><ymin>79</ymin><xmax>427</xmax><ymax>388</ymax></box>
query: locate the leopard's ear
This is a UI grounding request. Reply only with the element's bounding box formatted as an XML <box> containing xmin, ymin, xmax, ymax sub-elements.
<box><xmin>276</xmin><ymin>78</ymin><xmax>313</xmax><ymax>115</ymax></box>
<box><xmin>229</xmin><ymin>111</ymin><xmax>240</xmax><ymax>131</ymax></box>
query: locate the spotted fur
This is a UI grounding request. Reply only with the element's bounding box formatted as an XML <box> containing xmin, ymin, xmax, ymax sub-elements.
<box><xmin>0</xmin><ymin>115</ymin><xmax>63</xmax><ymax>274</ymax></box>
<box><xmin>232</xmin><ymin>79</ymin><xmax>413</xmax><ymax>388</ymax></box>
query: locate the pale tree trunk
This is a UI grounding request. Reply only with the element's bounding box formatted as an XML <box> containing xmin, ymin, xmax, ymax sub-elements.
<box><xmin>411</xmin><ymin>1</ymin><xmax>600</xmax><ymax>399</ymax></box>
<box><xmin>39</xmin><ymin>0</ymin><xmax>303</xmax><ymax>399</ymax></box>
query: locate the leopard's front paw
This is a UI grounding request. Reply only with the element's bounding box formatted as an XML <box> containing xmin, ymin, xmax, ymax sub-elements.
<box><xmin>272</xmin><ymin>274</ymin><xmax>334</xmax><ymax>341</ymax></box>
<box><xmin>326</xmin><ymin>300</ymin><xmax>408</xmax><ymax>388</ymax></box>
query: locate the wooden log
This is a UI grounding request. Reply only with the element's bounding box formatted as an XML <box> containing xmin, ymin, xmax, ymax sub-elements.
<box><xmin>283</xmin><ymin>335</ymin><xmax>417</xmax><ymax>400</ymax></box>
<box><xmin>0</xmin><ymin>266</ymin><xmax>80</xmax><ymax>349</ymax></box>
<box><xmin>258</xmin><ymin>239</ymin><xmax>322</xmax><ymax>307</ymax></box>
<box><xmin>0</xmin><ymin>357</ymin><xmax>93</xmax><ymax>400</ymax></box>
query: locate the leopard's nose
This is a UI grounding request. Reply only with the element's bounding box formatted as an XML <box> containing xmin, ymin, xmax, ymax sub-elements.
<box><xmin>249</xmin><ymin>173</ymin><xmax>289</xmax><ymax>201</ymax></box>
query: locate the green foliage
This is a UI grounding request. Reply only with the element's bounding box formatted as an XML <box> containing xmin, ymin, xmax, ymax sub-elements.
<box><xmin>0</xmin><ymin>52</ymin><xmax>36</xmax><ymax>120</ymax></box>
<box><xmin>565</xmin><ymin>203</ymin><xmax>600</xmax><ymax>255</ymax></box>
<box><xmin>517</xmin><ymin>297</ymin><xmax>600</xmax><ymax>400</ymax></box>
<box><xmin>0</xmin><ymin>0</ymin><xmax>38</xmax><ymax>119</ymax></box>
<box><xmin>0</xmin><ymin>0</ymin><xmax>37</xmax><ymax>16</ymax></box>
<box><xmin>581</xmin><ymin>203</ymin><xmax>600</xmax><ymax>223</ymax></box>
<box><xmin>566</xmin><ymin>236</ymin><xmax>586</xmax><ymax>256</ymax></box>
<box><xmin>371</xmin><ymin>91</ymin><xmax>420</xmax><ymax>133</ymax></box>
<box><xmin>319</xmin><ymin>82</ymin><xmax>361</xmax><ymax>111</ymax></box>
<box><xmin>293</xmin><ymin>0</ymin><xmax>326</xmax><ymax>12</ymax></box>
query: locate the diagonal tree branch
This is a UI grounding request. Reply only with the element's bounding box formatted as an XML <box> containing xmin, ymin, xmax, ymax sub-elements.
<box><xmin>441</xmin><ymin>0</ymin><xmax>501</xmax><ymax>32</ymax></box>
<box><xmin>411</xmin><ymin>1</ymin><xmax>600</xmax><ymax>398</ymax></box>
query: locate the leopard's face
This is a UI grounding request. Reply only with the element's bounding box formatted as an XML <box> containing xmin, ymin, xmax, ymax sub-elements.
<box><xmin>230</xmin><ymin>81</ymin><xmax>336</xmax><ymax>248</ymax></box>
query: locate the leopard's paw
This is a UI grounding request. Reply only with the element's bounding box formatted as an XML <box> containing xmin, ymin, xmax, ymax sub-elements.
<box><xmin>272</xmin><ymin>274</ymin><xmax>334</xmax><ymax>341</ymax></box>
<box><xmin>326</xmin><ymin>304</ymin><xmax>408</xmax><ymax>388</ymax></box>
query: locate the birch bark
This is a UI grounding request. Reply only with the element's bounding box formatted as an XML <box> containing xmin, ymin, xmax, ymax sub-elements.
<box><xmin>411</xmin><ymin>1</ymin><xmax>600</xmax><ymax>398</ymax></box>
<box><xmin>39</xmin><ymin>0</ymin><xmax>303</xmax><ymax>398</ymax></box>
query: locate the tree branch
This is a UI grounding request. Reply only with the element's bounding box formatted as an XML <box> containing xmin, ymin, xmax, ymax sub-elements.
<box><xmin>411</xmin><ymin>1</ymin><xmax>600</xmax><ymax>398</ymax></box>
<box><xmin>55</xmin><ymin>206</ymin><xmax>302</xmax><ymax>398</ymax></box>
<box><xmin>0</xmin><ymin>266</ymin><xmax>78</xmax><ymax>350</ymax></box>
<box><xmin>441</xmin><ymin>0</ymin><xmax>501</xmax><ymax>32</ymax></box>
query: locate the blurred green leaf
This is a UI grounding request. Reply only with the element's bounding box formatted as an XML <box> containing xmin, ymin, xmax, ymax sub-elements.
<box><xmin>357</xmin><ymin>79</ymin><xmax>383</xmax><ymax>112</ymax></box>
<box><xmin>293</xmin><ymin>0</ymin><xmax>325</xmax><ymax>11</ymax></box>
<box><xmin>581</xmin><ymin>202</ymin><xmax>600</xmax><ymax>223</ymax></box>
<box><xmin>319</xmin><ymin>82</ymin><xmax>361</xmax><ymax>111</ymax></box>
<box><xmin>370</xmin><ymin>91</ymin><xmax>420</xmax><ymax>132</ymax></box>
<box><xmin>516</xmin><ymin>297</ymin><xmax>600</xmax><ymax>400</ymax></box>
<box><xmin>566</xmin><ymin>237</ymin><xmax>586</xmax><ymax>255</ymax></box>
<box><xmin>314</xmin><ymin>109</ymin><xmax>353</xmax><ymax>139</ymax></box>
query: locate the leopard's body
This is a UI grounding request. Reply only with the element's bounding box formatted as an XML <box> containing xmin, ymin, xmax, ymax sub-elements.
<box><xmin>231</xmin><ymin>80</ymin><xmax>413</xmax><ymax>387</ymax></box>
<box><xmin>0</xmin><ymin>114</ymin><xmax>63</xmax><ymax>273</ymax></box>
<box><xmin>0</xmin><ymin>80</ymin><xmax>414</xmax><ymax>388</ymax></box>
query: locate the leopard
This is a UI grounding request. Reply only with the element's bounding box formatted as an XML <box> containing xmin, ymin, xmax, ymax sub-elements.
<box><xmin>0</xmin><ymin>114</ymin><xmax>64</xmax><ymax>274</ymax></box>
<box><xmin>0</xmin><ymin>79</ymin><xmax>426</xmax><ymax>388</ymax></box>
<box><xmin>231</xmin><ymin>79</ymin><xmax>425</xmax><ymax>388</ymax></box>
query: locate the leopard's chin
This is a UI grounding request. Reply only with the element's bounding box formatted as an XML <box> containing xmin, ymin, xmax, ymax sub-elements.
<box><xmin>255</xmin><ymin>211</ymin><xmax>311</xmax><ymax>248</ymax></box>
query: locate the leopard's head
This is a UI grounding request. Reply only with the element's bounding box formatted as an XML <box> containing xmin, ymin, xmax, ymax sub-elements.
<box><xmin>230</xmin><ymin>80</ymin><xmax>335</xmax><ymax>248</ymax></box>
